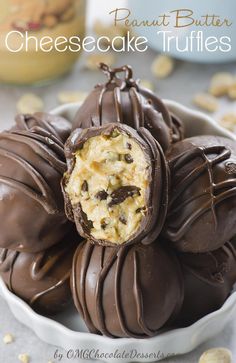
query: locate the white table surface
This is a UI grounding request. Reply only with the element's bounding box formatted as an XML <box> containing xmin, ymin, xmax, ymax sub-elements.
<box><xmin>0</xmin><ymin>43</ymin><xmax>236</xmax><ymax>363</ymax></box>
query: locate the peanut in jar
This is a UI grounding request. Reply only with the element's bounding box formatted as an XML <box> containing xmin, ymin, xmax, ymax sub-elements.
<box><xmin>0</xmin><ymin>0</ymin><xmax>86</xmax><ymax>84</ymax></box>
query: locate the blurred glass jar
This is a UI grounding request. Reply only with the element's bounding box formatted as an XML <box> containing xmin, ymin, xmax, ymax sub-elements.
<box><xmin>0</xmin><ymin>0</ymin><xmax>86</xmax><ymax>85</ymax></box>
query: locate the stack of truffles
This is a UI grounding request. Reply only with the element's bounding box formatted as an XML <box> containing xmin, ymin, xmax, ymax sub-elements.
<box><xmin>0</xmin><ymin>113</ymin><xmax>81</xmax><ymax>314</ymax></box>
<box><xmin>1</xmin><ymin>64</ymin><xmax>236</xmax><ymax>338</ymax></box>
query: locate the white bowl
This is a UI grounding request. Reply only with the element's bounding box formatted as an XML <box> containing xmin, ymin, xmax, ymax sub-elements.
<box><xmin>1</xmin><ymin>100</ymin><xmax>236</xmax><ymax>363</ymax></box>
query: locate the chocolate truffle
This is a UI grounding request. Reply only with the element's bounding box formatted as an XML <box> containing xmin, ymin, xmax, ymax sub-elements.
<box><xmin>62</xmin><ymin>123</ymin><xmax>169</xmax><ymax>247</ymax></box>
<box><xmin>0</xmin><ymin>230</ymin><xmax>80</xmax><ymax>315</ymax></box>
<box><xmin>71</xmin><ymin>240</ymin><xmax>184</xmax><ymax>338</ymax></box>
<box><xmin>0</xmin><ymin>113</ymin><xmax>72</xmax><ymax>252</ymax></box>
<box><xmin>175</xmin><ymin>242</ymin><xmax>236</xmax><ymax>326</ymax></box>
<box><xmin>164</xmin><ymin>135</ymin><xmax>236</xmax><ymax>253</ymax></box>
<box><xmin>72</xmin><ymin>63</ymin><xmax>184</xmax><ymax>151</ymax></box>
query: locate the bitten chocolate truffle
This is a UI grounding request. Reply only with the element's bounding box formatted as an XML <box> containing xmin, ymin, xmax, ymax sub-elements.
<box><xmin>0</xmin><ymin>231</ymin><xmax>80</xmax><ymax>315</ymax></box>
<box><xmin>0</xmin><ymin>113</ymin><xmax>72</xmax><ymax>252</ymax></box>
<box><xmin>62</xmin><ymin>123</ymin><xmax>169</xmax><ymax>247</ymax></box>
<box><xmin>71</xmin><ymin>240</ymin><xmax>184</xmax><ymax>338</ymax></box>
<box><xmin>72</xmin><ymin>63</ymin><xmax>184</xmax><ymax>151</ymax></box>
<box><xmin>175</xmin><ymin>242</ymin><xmax>236</xmax><ymax>326</ymax></box>
<box><xmin>164</xmin><ymin>135</ymin><xmax>236</xmax><ymax>253</ymax></box>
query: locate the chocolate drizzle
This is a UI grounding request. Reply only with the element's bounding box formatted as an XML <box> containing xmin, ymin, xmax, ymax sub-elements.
<box><xmin>0</xmin><ymin>113</ymin><xmax>72</xmax><ymax>252</ymax></box>
<box><xmin>29</xmin><ymin>271</ymin><xmax>71</xmax><ymax>307</ymax></box>
<box><xmin>0</xmin><ymin>233</ymin><xmax>78</xmax><ymax>315</ymax></box>
<box><xmin>71</xmin><ymin>240</ymin><xmax>184</xmax><ymax>338</ymax></box>
<box><xmin>72</xmin><ymin>63</ymin><xmax>183</xmax><ymax>151</ymax></box>
<box><xmin>168</xmin><ymin>146</ymin><xmax>230</xmax><ymax>234</ymax></box>
<box><xmin>0</xmin><ymin>131</ymin><xmax>65</xmax><ymax>213</ymax></box>
<box><xmin>0</xmin><ymin>249</ymin><xmax>19</xmax><ymax>291</ymax></box>
<box><xmin>94</xmin><ymin>247</ymin><xmax>117</xmax><ymax>337</ymax></box>
<box><xmin>175</xmin><ymin>241</ymin><xmax>236</xmax><ymax>326</ymax></box>
<box><xmin>80</xmin><ymin>242</ymin><xmax>97</xmax><ymax>332</ymax></box>
<box><xmin>132</xmin><ymin>249</ymin><xmax>153</xmax><ymax>336</ymax></box>
<box><xmin>114</xmin><ymin>247</ymin><xmax>130</xmax><ymax>337</ymax></box>
<box><xmin>14</xmin><ymin>113</ymin><xmax>72</xmax><ymax>144</ymax></box>
<box><xmin>164</xmin><ymin>136</ymin><xmax>236</xmax><ymax>252</ymax></box>
<box><xmin>177</xmin><ymin>241</ymin><xmax>236</xmax><ymax>284</ymax></box>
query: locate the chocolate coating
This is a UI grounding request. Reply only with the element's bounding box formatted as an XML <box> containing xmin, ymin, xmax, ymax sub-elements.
<box><xmin>71</xmin><ymin>240</ymin><xmax>184</xmax><ymax>338</ymax></box>
<box><xmin>62</xmin><ymin>123</ymin><xmax>169</xmax><ymax>246</ymax></box>
<box><xmin>0</xmin><ymin>230</ymin><xmax>80</xmax><ymax>315</ymax></box>
<box><xmin>164</xmin><ymin>136</ymin><xmax>236</xmax><ymax>253</ymax></box>
<box><xmin>72</xmin><ymin>63</ymin><xmax>183</xmax><ymax>151</ymax></box>
<box><xmin>231</xmin><ymin>236</ymin><xmax>236</xmax><ymax>249</ymax></box>
<box><xmin>170</xmin><ymin>112</ymin><xmax>185</xmax><ymax>143</ymax></box>
<box><xmin>13</xmin><ymin>112</ymin><xmax>71</xmax><ymax>144</ymax></box>
<box><xmin>175</xmin><ymin>242</ymin><xmax>236</xmax><ymax>326</ymax></box>
<box><xmin>0</xmin><ymin>113</ymin><xmax>72</xmax><ymax>252</ymax></box>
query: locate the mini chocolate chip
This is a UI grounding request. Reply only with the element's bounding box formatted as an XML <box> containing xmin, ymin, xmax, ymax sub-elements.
<box><xmin>101</xmin><ymin>218</ymin><xmax>109</xmax><ymax>230</ymax></box>
<box><xmin>87</xmin><ymin>220</ymin><xmax>94</xmax><ymax>229</ymax></box>
<box><xmin>108</xmin><ymin>186</ymin><xmax>141</xmax><ymax>207</ymax></box>
<box><xmin>127</xmin><ymin>142</ymin><xmax>132</xmax><ymax>150</ymax></box>
<box><xmin>124</xmin><ymin>154</ymin><xmax>134</xmax><ymax>163</ymax></box>
<box><xmin>136</xmin><ymin>207</ymin><xmax>146</xmax><ymax>213</ymax></box>
<box><xmin>95</xmin><ymin>190</ymin><xmax>108</xmax><ymax>200</ymax></box>
<box><xmin>81</xmin><ymin>180</ymin><xmax>88</xmax><ymax>192</ymax></box>
<box><xmin>119</xmin><ymin>215</ymin><xmax>127</xmax><ymax>225</ymax></box>
<box><xmin>101</xmin><ymin>221</ymin><xmax>108</xmax><ymax>230</ymax></box>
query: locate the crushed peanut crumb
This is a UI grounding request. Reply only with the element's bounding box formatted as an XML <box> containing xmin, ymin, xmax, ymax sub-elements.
<box><xmin>209</xmin><ymin>72</ymin><xmax>234</xmax><ymax>97</ymax></box>
<box><xmin>219</xmin><ymin>113</ymin><xmax>236</xmax><ymax>132</ymax></box>
<box><xmin>228</xmin><ymin>81</ymin><xmax>236</xmax><ymax>99</ymax></box>
<box><xmin>43</xmin><ymin>15</ymin><xmax>57</xmax><ymax>28</ymax></box>
<box><xmin>151</xmin><ymin>55</ymin><xmax>174</xmax><ymax>79</ymax></box>
<box><xmin>193</xmin><ymin>93</ymin><xmax>218</xmax><ymax>113</ymax></box>
<box><xmin>199</xmin><ymin>347</ymin><xmax>232</xmax><ymax>363</ymax></box>
<box><xmin>16</xmin><ymin>94</ymin><xmax>44</xmax><ymax>114</ymax></box>
<box><xmin>3</xmin><ymin>333</ymin><xmax>14</xmax><ymax>344</ymax></box>
<box><xmin>18</xmin><ymin>353</ymin><xmax>30</xmax><ymax>363</ymax></box>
